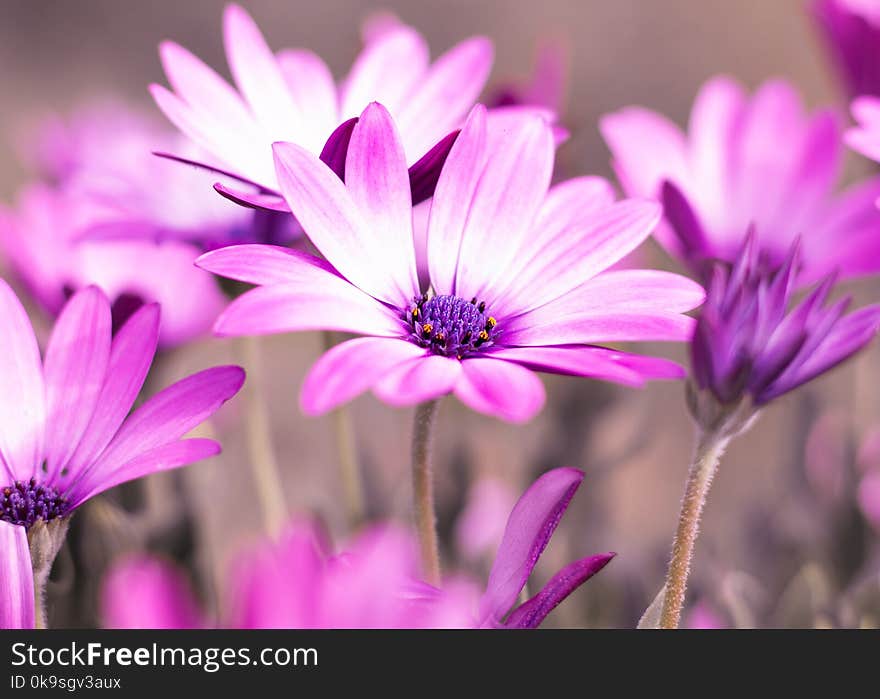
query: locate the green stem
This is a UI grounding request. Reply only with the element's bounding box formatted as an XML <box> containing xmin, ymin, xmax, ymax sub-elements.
<box><xmin>411</xmin><ymin>400</ymin><xmax>441</xmax><ymax>586</ymax></box>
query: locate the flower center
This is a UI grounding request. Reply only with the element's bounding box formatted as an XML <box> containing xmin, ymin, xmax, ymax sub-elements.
<box><xmin>0</xmin><ymin>479</ymin><xmax>67</xmax><ymax>529</ymax></box>
<box><xmin>407</xmin><ymin>294</ymin><xmax>500</xmax><ymax>358</ymax></box>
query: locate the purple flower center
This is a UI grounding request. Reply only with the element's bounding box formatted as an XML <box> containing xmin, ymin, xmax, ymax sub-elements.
<box><xmin>406</xmin><ymin>294</ymin><xmax>500</xmax><ymax>358</ymax></box>
<box><xmin>0</xmin><ymin>479</ymin><xmax>68</xmax><ymax>529</ymax></box>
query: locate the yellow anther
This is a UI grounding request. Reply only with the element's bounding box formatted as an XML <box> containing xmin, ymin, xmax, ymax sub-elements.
<box><xmin>478</xmin><ymin>330</ymin><xmax>489</xmax><ymax>341</ymax></box>
<box><xmin>422</xmin><ymin>323</ymin><xmax>433</xmax><ymax>335</ymax></box>
<box><xmin>487</xmin><ymin>317</ymin><xmax>497</xmax><ymax>328</ymax></box>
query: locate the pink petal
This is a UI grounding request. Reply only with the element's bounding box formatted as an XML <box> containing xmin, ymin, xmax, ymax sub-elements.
<box><xmin>213</xmin><ymin>278</ymin><xmax>404</xmax><ymax>338</ymax></box>
<box><xmin>512</xmin><ymin>269</ymin><xmax>705</xmax><ymax>320</ymax></box>
<box><xmin>197</xmin><ymin>244</ymin><xmax>336</xmax><ymax>286</ymax></box>
<box><xmin>455</xmin><ymin>115</ymin><xmax>555</xmax><ymax>304</ymax></box>
<box><xmin>599</xmin><ymin>106</ymin><xmax>688</xmax><ymax>198</ymax></box>
<box><xmin>223</xmin><ymin>4</ymin><xmax>322</xmax><ymax>151</ymax></box>
<box><xmin>453</xmin><ymin>358</ymin><xmax>545</xmax><ymax>423</ymax></box>
<box><xmin>372</xmin><ymin>355</ymin><xmax>463</xmax><ymax>406</ymax></box>
<box><xmin>71</xmin><ymin>438</ymin><xmax>222</xmax><ymax>508</ymax></box>
<box><xmin>276</xmin><ymin>49</ymin><xmax>340</xmax><ymax>143</ymax></box>
<box><xmin>487</xmin><ymin>346</ymin><xmax>685</xmax><ymax>386</ymax></box>
<box><xmin>300</xmin><ymin>337</ymin><xmax>426</xmax><ymax>415</ymax></box>
<box><xmin>43</xmin><ymin>286</ymin><xmax>112</xmax><ymax>481</ymax></box>
<box><xmin>492</xmin><ymin>176</ymin><xmax>616</xmax><ymax>303</ymax></box>
<box><xmin>395</xmin><ymin>36</ymin><xmax>494</xmax><ymax>160</ymax></box>
<box><xmin>62</xmin><ymin>304</ymin><xmax>160</xmax><ymax>491</ymax></box>
<box><xmin>0</xmin><ymin>521</ymin><xmax>34</xmax><ymax>629</ymax></box>
<box><xmin>503</xmin><ymin>309</ymin><xmax>696</xmax><ymax>346</ymax></box>
<box><xmin>340</xmin><ymin>25</ymin><xmax>429</xmax><ymax>122</ymax></box>
<box><xmin>480</xmin><ymin>467</ymin><xmax>584</xmax><ymax>624</ymax></box>
<box><xmin>272</xmin><ymin>140</ymin><xmax>411</xmax><ymax>306</ymax></box>
<box><xmin>157</xmin><ymin>40</ymin><xmax>256</xmax><ymax>140</ymax></box>
<box><xmin>0</xmin><ymin>279</ymin><xmax>45</xmax><ymax>483</ymax></box>
<box><xmin>494</xmin><ymin>200</ymin><xmax>663</xmax><ymax>317</ymax></box>
<box><xmin>687</xmin><ymin>75</ymin><xmax>746</xmax><ymax>233</ymax></box>
<box><xmin>345</xmin><ymin>103</ymin><xmax>420</xmax><ymax>302</ymax></box>
<box><xmin>152</xmin><ymin>53</ymin><xmax>268</xmax><ymax>185</ymax></box>
<box><xmin>101</xmin><ymin>554</ymin><xmax>204</xmax><ymax>629</ymax></box>
<box><xmin>426</xmin><ymin>105</ymin><xmax>488</xmax><ymax>295</ymax></box>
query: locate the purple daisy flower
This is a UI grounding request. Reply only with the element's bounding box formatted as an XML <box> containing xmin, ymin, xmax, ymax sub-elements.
<box><xmin>600</xmin><ymin>76</ymin><xmax>880</xmax><ymax>285</ymax></box>
<box><xmin>691</xmin><ymin>233</ymin><xmax>880</xmax><ymax>410</ymax></box>
<box><xmin>197</xmin><ymin>103</ymin><xmax>703</xmax><ymax>423</ymax></box>
<box><xmin>149</xmin><ymin>4</ymin><xmax>520</xmax><ymax>214</ymax></box>
<box><xmin>812</xmin><ymin>0</ymin><xmax>880</xmax><ymax>100</ymax></box>
<box><xmin>0</xmin><ymin>281</ymin><xmax>244</xmax><ymax>628</ymax></box>
<box><xmin>100</xmin><ymin>468</ymin><xmax>611</xmax><ymax>629</ymax></box>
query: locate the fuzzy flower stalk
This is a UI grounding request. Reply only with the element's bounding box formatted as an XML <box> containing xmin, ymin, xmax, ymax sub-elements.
<box><xmin>0</xmin><ymin>282</ymin><xmax>244</xmax><ymax>629</ymax></box>
<box><xmin>660</xmin><ymin>234</ymin><xmax>880</xmax><ymax>628</ymax></box>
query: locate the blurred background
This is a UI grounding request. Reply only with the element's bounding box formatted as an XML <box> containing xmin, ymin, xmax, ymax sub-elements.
<box><xmin>1</xmin><ymin>0</ymin><xmax>879</xmax><ymax>628</ymax></box>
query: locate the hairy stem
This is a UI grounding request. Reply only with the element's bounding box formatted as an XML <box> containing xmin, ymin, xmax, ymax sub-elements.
<box><xmin>411</xmin><ymin>400</ymin><xmax>441</xmax><ymax>586</ymax></box>
<box><xmin>241</xmin><ymin>336</ymin><xmax>288</xmax><ymax>535</ymax></box>
<box><xmin>660</xmin><ymin>427</ymin><xmax>730</xmax><ymax>629</ymax></box>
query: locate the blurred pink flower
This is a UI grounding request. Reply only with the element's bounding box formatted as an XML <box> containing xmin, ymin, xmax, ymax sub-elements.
<box><xmin>0</xmin><ymin>281</ymin><xmax>244</xmax><ymax>523</ymax></box>
<box><xmin>489</xmin><ymin>39</ymin><xmax>568</xmax><ymax>115</ymax></box>
<box><xmin>601</xmin><ymin>76</ymin><xmax>880</xmax><ymax>284</ymax></box>
<box><xmin>99</xmin><ymin>555</ymin><xmax>205</xmax><ymax>630</ymax></box>
<box><xmin>684</xmin><ymin>600</ymin><xmax>727</xmax><ymax>629</ymax></box>
<box><xmin>847</xmin><ymin>95</ymin><xmax>880</xmax><ymax>165</ymax></box>
<box><xmin>0</xmin><ymin>520</ymin><xmax>33</xmax><ymax>629</ymax></box>
<box><xmin>197</xmin><ymin>103</ymin><xmax>701</xmax><ymax>423</ymax></box>
<box><xmin>0</xmin><ymin>183</ymin><xmax>228</xmax><ymax>347</ymax></box>
<box><xmin>102</xmin><ymin>469</ymin><xmax>612</xmax><ymax>629</ymax></box>
<box><xmin>150</xmin><ymin>4</ymin><xmax>502</xmax><ymax>212</ymax></box>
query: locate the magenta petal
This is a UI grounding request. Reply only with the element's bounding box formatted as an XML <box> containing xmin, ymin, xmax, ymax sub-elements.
<box><xmin>454</xmin><ymin>358</ymin><xmax>546</xmax><ymax>423</ymax></box>
<box><xmin>503</xmin><ymin>553</ymin><xmax>615</xmax><ymax>629</ymax></box>
<box><xmin>213</xmin><ymin>279</ymin><xmax>403</xmax><ymax>338</ymax></box>
<box><xmin>197</xmin><ymin>244</ymin><xmax>336</xmax><ymax>286</ymax></box>
<box><xmin>319</xmin><ymin>117</ymin><xmax>358</xmax><ymax>181</ymax></box>
<box><xmin>63</xmin><ymin>304</ymin><xmax>160</xmax><ymax>486</ymax></box>
<box><xmin>43</xmin><ymin>286</ymin><xmax>111</xmax><ymax>481</ymax></box>
<box><xmin>101</xmin><ymin>554</ymin><xmax>204</xmax><ymax>629</ymax></box>
<box><xmin>487</xmin><ymin>346</ymin><xmax>684</xmax><ymax>387</ymax></box>
<box><xmin>372</xmin><ymin>355</ymin><xmax>462</xmax><ymax>406</ymax></box>
<box><xmin>213</xmin><ymin>182</ymin><xmax>290</xmax><ymax>212</ymax></box>
<box><xmin>67</xmin><ymin>366</ymin><xmax>244</xmax><ymax>505</ymax></box>
<box><xmin>0</xmin><ymin>521</ymin><xmax>34</xmax><ymax>629</ymax></box>
<box><xmin>71</xmin><ymin>439</ymin><xmax>221</xmax><ymax>508</ymax></box>
<box><xmin>408</xmin><ymin>130</ymin><xmax>459</xmax><ymax>206</ymax></box>
<box><xmin>426</xmin><ymin>105</ymin><xmax>488</xmax><ymax>296</ymax></box>
<box><xmin>0</xmin><ymin>279</ymin><xmax>46</xmax><ymax>483</ymax></box>
<box><xmin>480</xmin><ymin>467</ymin><xmax>584</xmax><ymax>624</ymax></box>
<box><xmin>300</xmin><ymin>337</ymin><xmax>427</xmax><ymax>415</ymax></box>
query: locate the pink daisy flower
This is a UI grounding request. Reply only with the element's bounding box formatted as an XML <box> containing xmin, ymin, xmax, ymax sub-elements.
<box><xmin>197</xmin><ymin>103</ymin><xmax>703</xmax><ymax>423</ymax></box>
<box><xmin>601</xmin><ymin>76</ymin><xmax>880</xmax><ymax>284</ymax></box>
<box><xmin>150</xmin><ymin>4</ymin><xmax>500</xmax><ymax>213</ymax></box>
<box><xmin>0</xmin><ymin>281</ymin><xmax>244</xmax><ymax>628</ymax></box>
